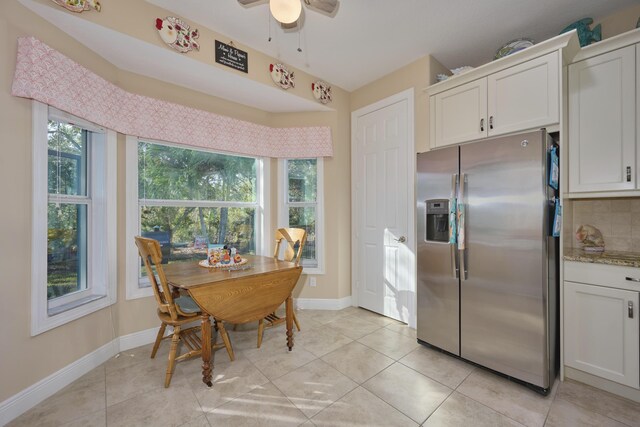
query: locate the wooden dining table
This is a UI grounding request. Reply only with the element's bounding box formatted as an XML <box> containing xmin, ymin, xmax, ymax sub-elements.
<box><xmin>164</xmin><ymin>255</ymin><xmax>303</xmax><ymax>386</ymax></box>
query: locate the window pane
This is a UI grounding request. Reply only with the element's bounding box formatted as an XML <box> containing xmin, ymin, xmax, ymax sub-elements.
<box><xmin>48</xmin><ymin>120</ymin><xmax>87</xmax><ymax>196</ymax></box>
<box><xmin>139</xmin><ymin>206</ymin><xmax>256</xmax><ymax>279</ymax></box>
<box><xmin>288</xmin><ymin>206</ymin><xmax>317</xmax><ymax>265</ymax></box>
<box><xmin>288</xmin><ymin>159</ymin><xmax>317</xmax><ymax>203</ymax></box>
<box><xmin>48</xmin><ymin>203</ymin><xmax>87</xmax><ymax>300</ymax></box>
<box><xmin>138</xmin><ymin>142</ymin><xmax>257</xmax><ymax>202</ymax></box>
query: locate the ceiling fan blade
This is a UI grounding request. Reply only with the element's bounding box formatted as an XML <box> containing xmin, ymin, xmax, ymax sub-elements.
<box><xmin>237</xmin><ymin>0</ymin><xmax>267</xmax><ymax>7</ymax></box>
<box><xmin>303</xmin><ymin>0</ymin><xmax>339</xmax><ymax>16</ymax></box>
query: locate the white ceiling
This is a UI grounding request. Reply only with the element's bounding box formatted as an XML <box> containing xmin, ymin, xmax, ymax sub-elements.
<box><xmin>148</xmin><ymin>0</ymin><xmax>639</xmax><ymax>91</ymax></box>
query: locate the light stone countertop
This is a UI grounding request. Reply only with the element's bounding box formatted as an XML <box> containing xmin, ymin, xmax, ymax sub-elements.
<box><xmin>563</xmin><ymin>247</ymin><xmax>640</xmax><ymax>268</ymax></box>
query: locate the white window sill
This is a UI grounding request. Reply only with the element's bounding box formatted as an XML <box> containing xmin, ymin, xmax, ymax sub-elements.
<box><xmin>48</xmin><ymin>294</ymin><xmax>106</xmax><ymax>316</ymax></box>
<box><xmin>302</xmin><ymin>267</ymin><xmax>324</xmax><ymax>275</ymax></box>
<box><xmin>32</xmin><ymin>293</ymin><xmax>115</xmax><ymax>336</ymax></box>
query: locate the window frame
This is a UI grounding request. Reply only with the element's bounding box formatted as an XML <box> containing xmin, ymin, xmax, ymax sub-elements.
<box><xmin>31</xmin><ymin>101</ymin><xmax>117</xmax><ymax>336</ymax></box>
<box><xmin>278</xmin><ymin>157</ymin><xmax>324</xmax><ymax>275</ymax></box>
<box><xmin>125</xmin><ymin>136</ymin><xmax>271</xmax><ymax>300</ymax></box>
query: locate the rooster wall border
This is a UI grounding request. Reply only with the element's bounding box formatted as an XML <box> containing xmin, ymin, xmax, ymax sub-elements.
<box><xmin>270</xmin><ymin>63</ymin><xmax>295</xmax><ymax>90</ymax></box>
<box><xmin>312</xmin><ymin>80</ymin><xmax>332</xmax><ymax>104</ymax></box>
<box><xmin>155</xmin><ymin>16</ymin><xmax>200</xmax><ymax>53</ymax></box>
<box><xmin>50</xmin><ymin>0</ymin><xmax>101</xmax><ymax>13</ymax></box>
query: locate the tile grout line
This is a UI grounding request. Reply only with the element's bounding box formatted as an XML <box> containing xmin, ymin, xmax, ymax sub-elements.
<box><xmin>359</xmin><ymin>361</ymin><xmax>446</xmax><ymax>425</ymax></box>
<box><xmin>420</xmin><ymin>388</ymin><xmax>455</xmax><ymax>426</ymax></box>
<box><xmin>239</xmin><ymin>337</ymin><xmax>320</xmax><ymax>420</ymax></box>
<box><xmin>452</xmin><ymin>372</ymin><xmax>537</xmax><ymax>427</ymax></box>
<box><xmin>551</xmin><ymin>395</ymin><xmax>636</xmax><ymax>427</ymax></box>
<box><xmin>395</xmin><ymin>349</ymin><xmax>468</xmax><ymax>391</ymax></box>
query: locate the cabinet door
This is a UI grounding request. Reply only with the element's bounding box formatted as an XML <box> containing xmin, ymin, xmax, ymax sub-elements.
<box><xmin>568</xmin><ymin>46</ymin><xmax>636</xmax><ymax>192</ymax></box>
<box><xmin>431</xmin><ymin>78</ymin><xmax>487</xmax><ymax>148</ymax></box>
<box><xmin>487</xmin><ymin>52</ymin><xmax>559</xmax><ymax>137</ymax></box>
<box><xmin>564</xmin><ymin>281</ymin><xmax>639</xmax><ymax>388</ymax></box>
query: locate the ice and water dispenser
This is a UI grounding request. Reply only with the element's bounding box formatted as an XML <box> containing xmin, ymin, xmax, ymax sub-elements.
<box><xmin>426</xmin><ymin>199</ymin><xmax>449</xmax><ymax>243</ymax></box>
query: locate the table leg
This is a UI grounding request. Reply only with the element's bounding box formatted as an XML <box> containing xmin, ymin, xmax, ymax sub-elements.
<box><xmin>286</xmin><ymin>295</ymin><xmax>294</xmax><ymax>351</ymax></box>
<box><xmin>201</xmin><ymin>313</ymin><xmax>213</xmax><ymax>387</ymax></box>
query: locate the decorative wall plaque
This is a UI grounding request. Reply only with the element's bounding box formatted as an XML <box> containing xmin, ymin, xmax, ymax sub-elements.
<box><xmin>215</xmin><ymin>41</ymin><xmax>248</xmax><ymax>73</ymax></box>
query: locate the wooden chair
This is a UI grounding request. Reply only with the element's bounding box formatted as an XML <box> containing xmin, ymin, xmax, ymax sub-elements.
<box><xmin>256</xmin><ymin>228</ymin><xmax>306</xmax><ymax>347</ymax></box>
<box><xmin>134</xmin><ymin>236</ymin><xmax>234</xmax><ymax>387</ymax></box>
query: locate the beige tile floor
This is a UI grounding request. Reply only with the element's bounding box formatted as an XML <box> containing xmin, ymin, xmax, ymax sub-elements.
<box><xmin>8</xmin><ymin>307</ymin><xmax>640</xmax><ymax>427</ymax></box>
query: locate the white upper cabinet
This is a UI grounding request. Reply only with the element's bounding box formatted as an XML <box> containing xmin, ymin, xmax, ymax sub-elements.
<box><xmin>488</xmin><ymin>52</ymin><xmax>559</xmax><ymax>137</ymax></box>
<box><xmin>430</xmin><ymin>52</ymin><xmax>560</xmax><ymax>148</ymax></box>
<box><xmin>431</xmin><ymin>79</ymin><xmax>487</xmax><ymax>148</ymax></box>
<box><xmin>568</xmin><ymin>45</ymin><xmax>636</xmax><ymax>193</ymax></box>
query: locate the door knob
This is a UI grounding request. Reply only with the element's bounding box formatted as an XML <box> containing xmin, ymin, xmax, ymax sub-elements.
<box><xmin>394</xmin><ymin>236</ymin><xmax>407</xmax><ymax>243</ymax></box>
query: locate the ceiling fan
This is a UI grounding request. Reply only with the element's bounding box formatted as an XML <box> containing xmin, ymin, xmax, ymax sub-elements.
<box><xmin>238</xmin><ymin>0</ymin><xmax>339</xmax><ymax>30</ymax></box>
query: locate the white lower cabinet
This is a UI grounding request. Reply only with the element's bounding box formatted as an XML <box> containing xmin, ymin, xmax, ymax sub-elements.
<box><xmin>564</xmin><ymin>280</ymin><xmax>639</xmax><ymax>388</ymax></box>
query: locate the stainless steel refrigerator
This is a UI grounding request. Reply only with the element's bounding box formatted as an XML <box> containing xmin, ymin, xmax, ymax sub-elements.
<box><xmin>416</xmin><ymin>129</ymin><xmax>558</xmax><ymax>393</ymax></box>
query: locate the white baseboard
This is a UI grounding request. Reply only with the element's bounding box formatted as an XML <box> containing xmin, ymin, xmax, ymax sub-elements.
<box><xmin>295</xmin><ymin>296</ymin><xmax>353</xmax><ymax>310</ymax></box>
<box><xmin>0</xmin><ymin>340</ymin><xmax>116</xmax><ymax>426</ymax></box>
<box><xmin>118</xmin><ymin>326</ymin><xmax>161</xmax><ymax>352</ymax></box>
<box><xmin>0</xmin><ymin>326</ymin><xmax>160</xmax><ymax>426</ymax></box>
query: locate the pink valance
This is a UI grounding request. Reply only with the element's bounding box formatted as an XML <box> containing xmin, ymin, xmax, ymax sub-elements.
<box><xmin>11</xmin><ymin>37</ymin><xmax>333</xmax><ymax>158</ymax></box>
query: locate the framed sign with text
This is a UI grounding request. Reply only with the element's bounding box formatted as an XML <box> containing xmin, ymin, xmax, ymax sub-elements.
<box><xmin>215</xmin><ymin>40</ymin><xmax>248</xmax><ymax>73</ymax></box>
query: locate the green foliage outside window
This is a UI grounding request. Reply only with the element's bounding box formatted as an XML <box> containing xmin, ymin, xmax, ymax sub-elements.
<box><xmin>138</xmin><ymin>142</ymin><xmax>258</xmax><ymax>270</ymax></box>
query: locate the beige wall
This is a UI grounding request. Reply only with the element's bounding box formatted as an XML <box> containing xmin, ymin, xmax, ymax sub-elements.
<box><xmin>0</xmin><ymin>0</ymin><xmax>121</xmax><ymax>402</ymax></box>
<box><xmin>596</xmin><ymin>3</ymin><xmax>640</xmax><ymax>40</ymax></box>
<box><xmin>0</xmin><ymin>0</ymin><xmax>349</xmax><ymax>402</ymax></box>
<box><xmin>350</xmin><ymin>55</ymin><xmax>448</xmax><ymax>153</ymax></box>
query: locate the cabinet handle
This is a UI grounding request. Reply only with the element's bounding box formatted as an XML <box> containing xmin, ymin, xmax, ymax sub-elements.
<box><xmin>629</xmin><ymin>301</ymin><xmax>634</xmax><ymax>319</ymax></box>
<box><xmin>480</xmin><ymin>118</ymin><xmax>484</xmax><ymax>132</ymax></box>
<box><xmin>489</xmin><ymin>116</ymin><xmax>494</xmax><ymax>130</ymax></box>
<box><xmin>625</xmin><ymin>276</ymin><xmax>640</xmax><ymax>282</ymax></box>
<box><xmin>627</xmin><ymin>166</ymin><xmax>632</xmax><ymax>183</ymax></box>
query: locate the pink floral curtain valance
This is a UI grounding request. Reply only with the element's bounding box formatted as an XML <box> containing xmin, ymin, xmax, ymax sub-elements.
<box><xmin>11</xmin><ymin>37</ymin><xmax>333</xmax><ymax>158</ymax></box>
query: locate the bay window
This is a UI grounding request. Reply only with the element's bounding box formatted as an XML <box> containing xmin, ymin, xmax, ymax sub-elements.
<box><xmin>31</xmin><ymin>101</ymin><xmax>117</xmax><ymax>335</ymax></box>
<box><xmin>126</xmin><ymin>138</ymin><xmax>268</xmax><ymax>299</ymax></box>
<box><xmin>279</xmin><ymin>158</ymin><xmax>324</xmax><ymax>273</ymax></box>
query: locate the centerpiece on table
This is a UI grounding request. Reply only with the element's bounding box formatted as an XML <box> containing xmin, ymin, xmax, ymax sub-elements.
<box><xmin>199</xmin><ymin>244</ymin><xmax>248</xmax><ymax>268</ymax></box>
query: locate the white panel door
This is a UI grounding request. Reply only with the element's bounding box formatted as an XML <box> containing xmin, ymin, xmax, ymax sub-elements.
<box><xmin>488</xmin><ymin>51</ymin><xmax>559</xmax><ymax>137</ymax></box>
<box><xmin>568</xmin><ymin>45</ymin><xmax>636</xmax><ymax>192</ymax></box>
<box><xmin>564</xmin><ymin>281</ymin><xmax>639</xmax><ymax>388</ymax></box>
<box><xmin>432</xmin><ymin>78</ymin><xmax>487</xmax><ymax>147</ymax></box>
<box><xmin>354</xmin><ymin>99</ymin><xmax>410</xmax><ymax>322</ymax></box>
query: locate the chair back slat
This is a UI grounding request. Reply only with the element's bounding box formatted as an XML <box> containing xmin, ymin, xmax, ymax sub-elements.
<box><xmin>134</xmin><ymin>236</ymin><xmax>179</xmax><ymax>320</ymax></box>
<box><xmin>273</xmin><ymin>228</ymin><xmax>307</xmax><ymax>266</ymax></box>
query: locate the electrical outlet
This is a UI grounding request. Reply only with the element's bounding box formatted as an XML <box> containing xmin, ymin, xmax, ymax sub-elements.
<box><xmin>309</xmin><ymin>277</ymin><xmax>317</xmax><ymax>287</ymax></box>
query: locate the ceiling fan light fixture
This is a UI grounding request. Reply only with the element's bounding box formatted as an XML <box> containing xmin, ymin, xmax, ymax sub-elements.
<box><xmin>269</xmin><ymin>0</ymin><xmax>302</xmax><ymax>24</ymax></box>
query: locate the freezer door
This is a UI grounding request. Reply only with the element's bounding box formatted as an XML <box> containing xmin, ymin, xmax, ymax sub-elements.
<box><xmin>460</xmin><ymin>131</ymin><xmax>551</xmax><ymax>388</ymax></box>
<box><xmin>417</xmin><ymin>147</ymin><xmax>460</xmax><ymax>355</ymax></box>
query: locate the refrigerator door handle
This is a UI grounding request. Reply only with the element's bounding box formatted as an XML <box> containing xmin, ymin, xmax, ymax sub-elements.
<box><xmin>458</xmin><ymin>173</ymin><xmax>467</xmax><ymax>280</ymax></box>
<box><xmin>451</xmin><ymin>174</ymin><xmax>459</xmax><ymax>278</ymax></box>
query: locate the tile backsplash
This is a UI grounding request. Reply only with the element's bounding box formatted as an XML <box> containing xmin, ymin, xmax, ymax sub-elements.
<box><xmin>570</xmin><ymin>198</ymin><xmax>640</xmax><ymax>252</ymax></box>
